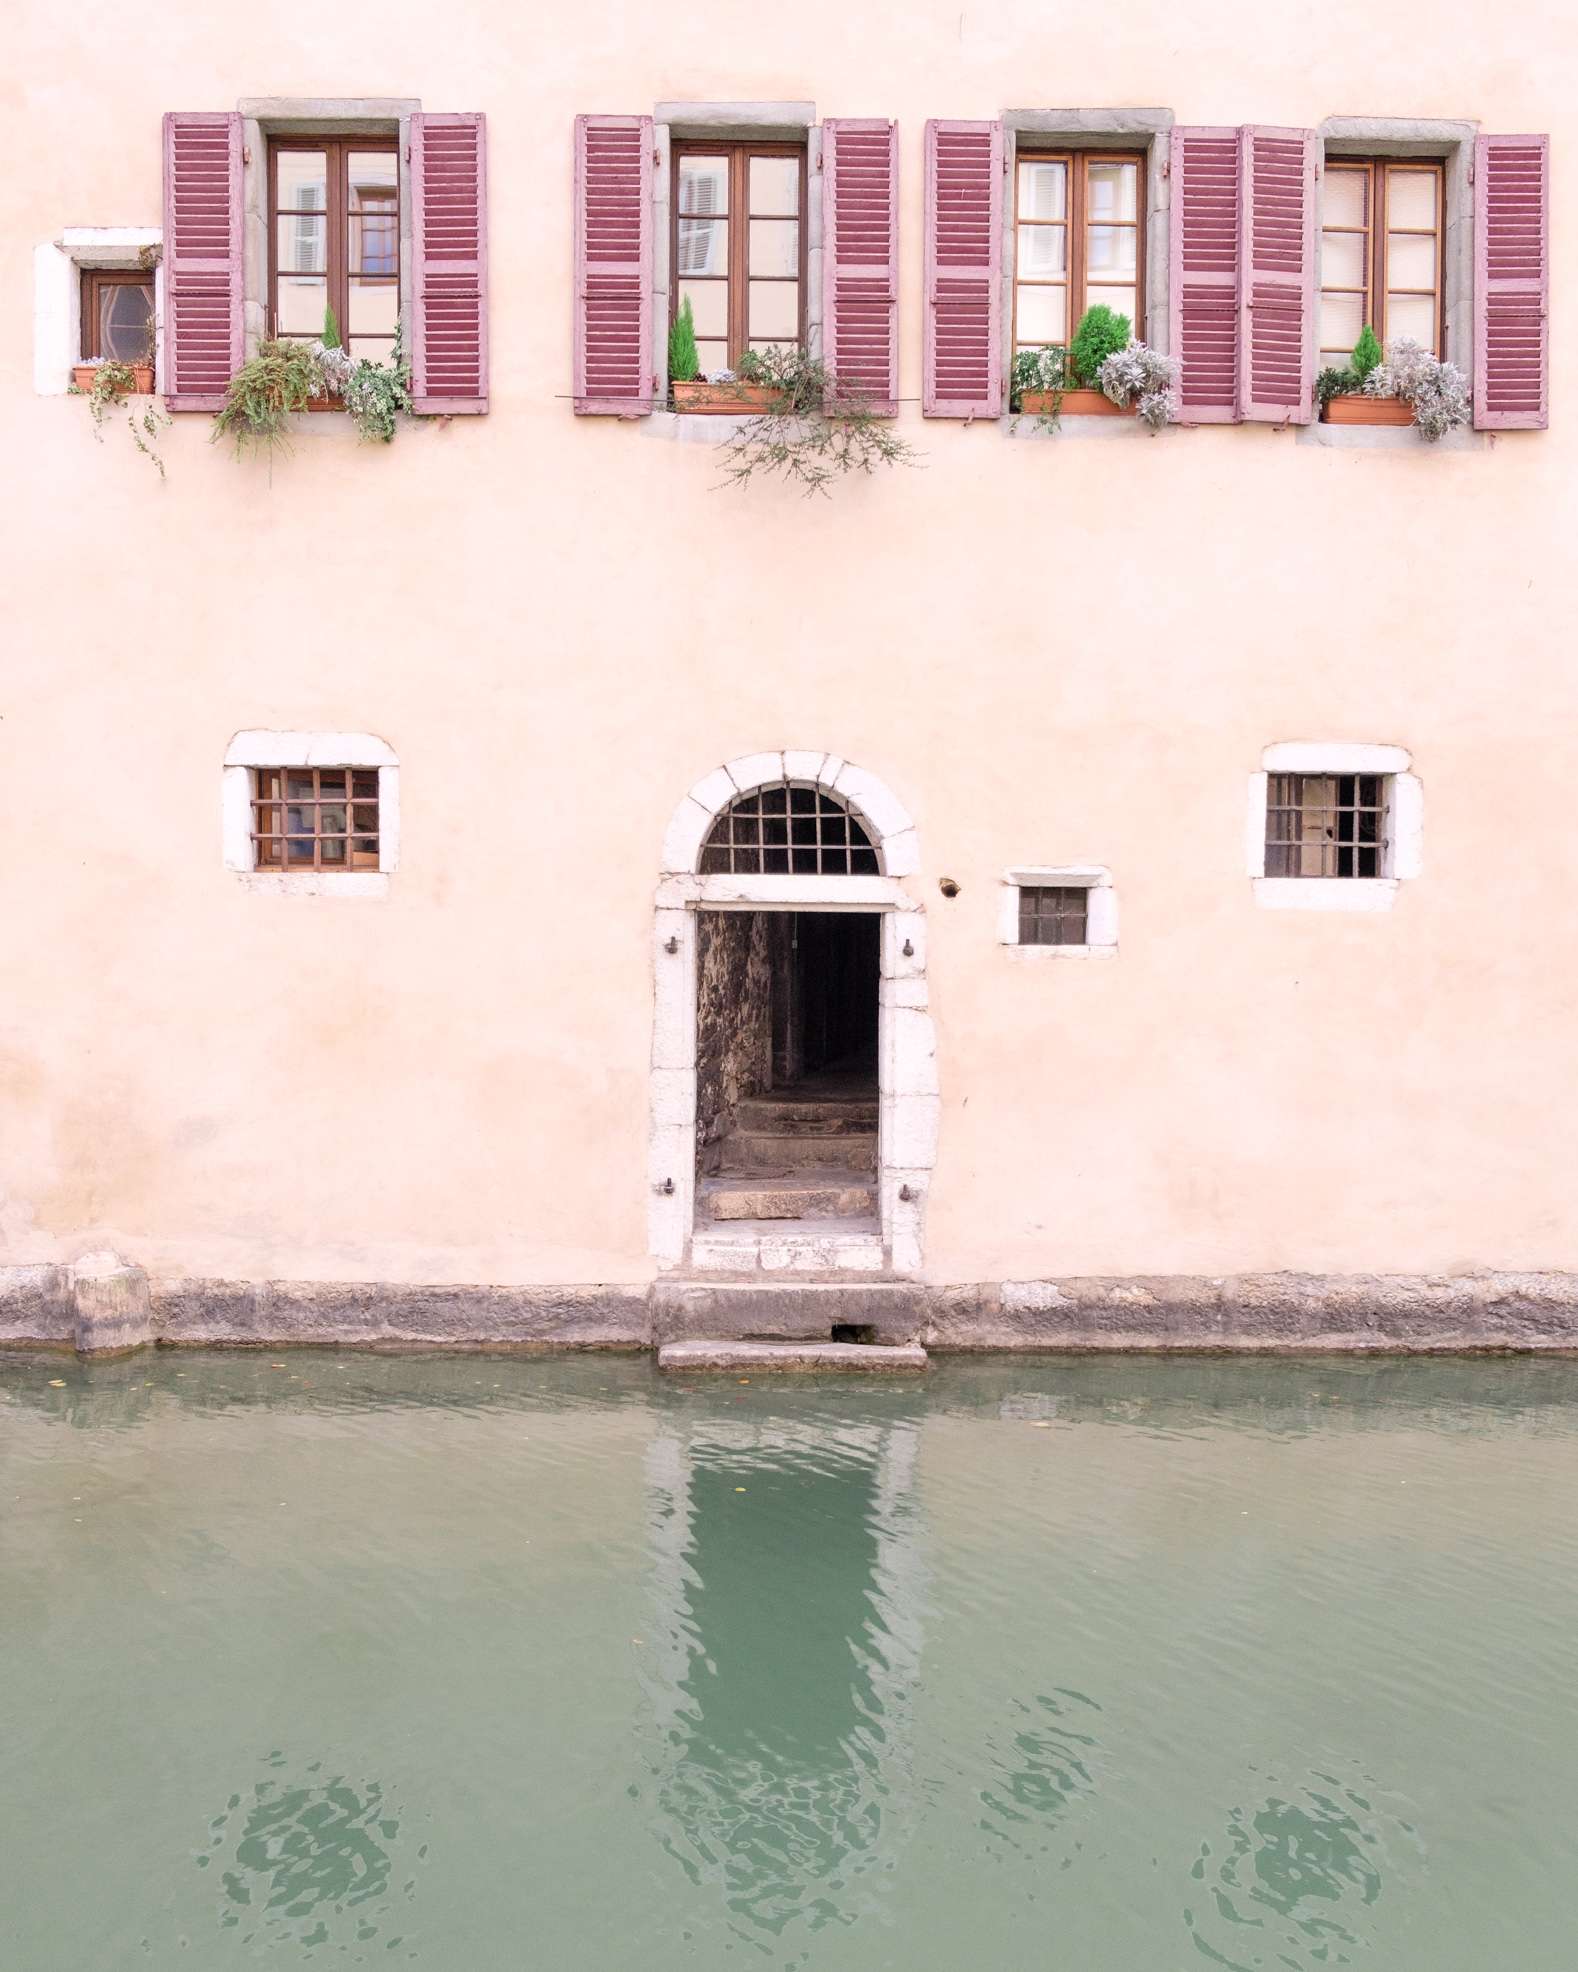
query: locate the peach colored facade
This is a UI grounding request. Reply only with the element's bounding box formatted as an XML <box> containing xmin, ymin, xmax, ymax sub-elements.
<box><xmin>3</xmin><ymin>0</ymin><xmax>1574</xmax><ymax>1340</ymax></box>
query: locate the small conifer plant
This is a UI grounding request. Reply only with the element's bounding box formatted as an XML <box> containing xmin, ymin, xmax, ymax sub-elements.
<box><xmin>1069</xmin><ymin>305</ymin><xmax>1132</xmax><ymax>386</ymax></box>
<box><xmin>321</xmin><ymin>302</ymin><xmax>343</xmax><ymax>350</ymax></box>
<box><xmin>668</xmin><ymin>296</ymin><xmax>700</xmax><ymax>387</ymax></box>
<box><xmin>1350</xmin><ymin>324</ymin><xmax>1383</xmax><ymax>382</ymax></box>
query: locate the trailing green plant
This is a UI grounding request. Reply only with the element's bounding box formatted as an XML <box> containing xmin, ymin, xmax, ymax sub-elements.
<box><xmin>1350</xmin><ymin>323</ymin><xmax>1383</xmax><ymax>383</ymax></box>
<box><xmin>1097</xmin><ymin>338</ymin><xmax>1180</xmax><ymax>429</ymax></box>
<box><xmin>322</xmin><ymin>301</ymin><xmax>343</xmax><ymax>350</ymax></box>
<box><xmin>1069</xmin><ymin>305</ymin><xmax>1131</xmax><ymax>385</ymax></box>
<box><xmin>70</xmin><ymin>358</ymin><xmax>170</xmax><ymax>477</ymax></box>
<box><xmin>1009</xmin><ymin>345</ymin><xmax>1066</xmax><ymax>430</ymax></box>
<box><xmin>340</xmin><ymin>319</ymin><xmax>415</xmax><ymax>443</ymax></box>
<box><xmin>714</xmin><ymin>345</ymin><xmax>920</xmax><ymax>497</ymax></box>
<box><xmin>668</xmin><ymin>295</ymin><xmax>700</xmax><ymax>386</ymax></box>
<box><xmin>211</xmin><ymin>339</ymin><xmax>323</xmax><ymax>457</ymax></box>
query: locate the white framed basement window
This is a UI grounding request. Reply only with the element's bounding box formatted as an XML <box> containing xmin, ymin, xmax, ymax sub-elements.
<box><xmin>1247</xmin><ymin>742</ymin><xmax>1422</xmax><ymax>911</ymax></box>
<box><xmin>222</xmin><ymin>730</ymin><xmax>400</xmax><ymax>897</ymax></box>
<box><xmin>999</xmin><ymin>866</ymin><xmax>1118</xmax><ymax>957</ymax></box>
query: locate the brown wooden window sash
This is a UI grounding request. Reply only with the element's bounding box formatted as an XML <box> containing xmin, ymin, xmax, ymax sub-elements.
<box><xmin>267</xmin><ymin>136</ymin><xmax>400</xmax><ymax>358</ymax></box>
<box><xmin>252</xmin><ymin>766</ymin><xmax>380</xmax><ymax>873</ymax></box>
<box><xmin>670</xmin><ymin>141</ymin><xmax>807</xmax><ymax>372</ymax></box>
<box><xmin>1319</xmin><ymin>157</ymin><xmax>1445</xmax><ymax>366</ymax></box>
<box><xmin>1264</xmin><ymin>774</ymin><xmax>1388</xmax><ymax>880</ymax></box>
<box><xmin>1019</xmin><ymin>885</ymin><xmax>1090</xmax><ymax>946</ymax></box>
<box><xmin>1013</xmin><ymin>149</ymin><xmax>1146</xmax><ymax>356</ymax></box>
<box><xmin>80</xmin><ymin>268</ymin><xmax>155</xmax><ymax>362</ymax></box>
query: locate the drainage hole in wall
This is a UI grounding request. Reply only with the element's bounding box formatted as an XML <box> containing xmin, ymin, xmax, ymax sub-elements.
<box><xmin>831</xmin><ymin>1324</ymin><xmax>880</xmax><ymax>1345</ymax></box>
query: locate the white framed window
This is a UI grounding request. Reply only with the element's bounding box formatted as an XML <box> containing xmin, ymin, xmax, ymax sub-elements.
<box><xmin>1247</xmin><ymin>743</ymin><xmax>1422</xmax><ymax>911</ymax></box>
<box><xmin>34</xmin><ymin>229</ymin><xmax>164</xmax><ymax>395</ymax></box>
<box><xmin>999</xmin><ymin>866</ymin><xmax>1118</xmax><ymax>957</ymax></box>
<box><xmin>222</xmin><ymin>730</ymin><xmax>399</xmax><ymax>897</ymax></box>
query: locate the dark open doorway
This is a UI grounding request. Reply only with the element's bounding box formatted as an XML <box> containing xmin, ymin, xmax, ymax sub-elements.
<box><xmin>694</xmin><ymin>911</ymin><xmax>879</xmax><ymax>1230</ymax></box>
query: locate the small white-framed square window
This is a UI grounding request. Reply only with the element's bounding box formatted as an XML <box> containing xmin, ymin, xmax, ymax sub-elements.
<box><xmin>222</xmin><ymin>730</ymin><xmax>399</xmax><ymax>897</ymax></box>
<box><xmin>1000</xmin><ymin>866</ymin><xmax>1118</xmax><ymax>957</ymax></box>
<box><xmin>1247</xmin><ymin>743</ymin><xmax>1421</xmax><ymax>911</ymax></box>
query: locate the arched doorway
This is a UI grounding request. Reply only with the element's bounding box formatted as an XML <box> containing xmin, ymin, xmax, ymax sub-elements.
<box><xmin>651</xmin><ymin>752</ymin><xmax>938</xmax><ymax>1277</ymax></box>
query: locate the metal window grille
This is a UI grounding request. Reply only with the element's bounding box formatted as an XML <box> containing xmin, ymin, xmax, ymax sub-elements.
<box><xmin>1018</xmin><ymin>885</ymin><xmax>1089</xmax><ymax>945</ymax></box>
<box><xmin>700</xmin><ymin>782</ymin><xmax>880</xmax><ymax>875</ymax></box>
<box><xmin>252</xmin><ymin>767</ymin><xmax>380</xmax><ymax>872</ymax></box>
<box><xmin>1265</xmin><ymin>774</ymin><xmax>1387</xmax><ymax>878</ymax></box>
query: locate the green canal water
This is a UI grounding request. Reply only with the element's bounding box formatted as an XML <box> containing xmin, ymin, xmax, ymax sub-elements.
<box><xmin>3</xmin><ymin>1351</ymin><xmax>1577</xmax><ymax>1969</ymax></box>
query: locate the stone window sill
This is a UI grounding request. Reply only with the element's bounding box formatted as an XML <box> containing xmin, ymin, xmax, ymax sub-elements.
<box><xmin>231</xmin><ymin>872</ymin><xmax>390</xmax><ymax>899</ymax></box>
<box><xmin>1252</xmin><ymin>878</ymin><xmax>1399</xmax><ymax>913</ymax></box>
<box><xmin>1000</xmin><ymin>413</ymin><xmax>1160</xmax><ymax>442</ymax></box>
<box><xmin>1295</xmin><ymin>421</ymin><xmax>1487</xmax><ymax>453</ymax></box>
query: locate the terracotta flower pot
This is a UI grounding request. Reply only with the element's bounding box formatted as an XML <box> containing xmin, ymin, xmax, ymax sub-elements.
<box><xmin>1019</xmin><ymin>387</ymin><xmax>1126</xmax><ymax>417</ymax></box>
<box><xmin>72</xmin><ymin>362</ymin><xmax>155</xmax><ymax>394</ymax></box>
<box><xmin>672</xmin><ymin>379</ymin><xmax>786</xmax><ymax>414</ymax></box>
<box><xmin>1322</xmin><ymin>395</ymin><xmax>1415</xmax><ymax>427</ymax></box>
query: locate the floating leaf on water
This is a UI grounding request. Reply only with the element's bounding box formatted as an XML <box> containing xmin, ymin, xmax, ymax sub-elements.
<box><xmin>47</xmin><ymin>1379</ymin><xmax>66</xmax><ymax>1388</ymax></box>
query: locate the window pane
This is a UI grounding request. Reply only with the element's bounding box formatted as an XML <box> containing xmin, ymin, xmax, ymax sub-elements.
<box><xmin>348</xmin><ymin>338</ymin><xmax>394</xmax><ymax>362</ymax></box>
<box><xmin>351</xmin><ymin>211</ymin><xmax>399</xmax><ymax>275</ymax></box>
<box><xmin>1322</xmin><ymin>167</ymin><xmax>1368</xmax><ymax>229</ymax></box>
<box><xmin>318</xmin><ymin>771</ymin><xmax>346</xmax><ymax>795</ymax></box>
<box><xmin>1319</xmin><ymin>290</ymin><xmax>1364</xmax><ymax>359</ymax></box>
<box><xmin>348</xmin><ymin>153</ymin><xmax>397</xmax><ymax>206</ymax></box>
<box><xmin>1385</xmin><ymin>167</ymin><xmax>1437</xmax><ymax>230</ymax></box>
<box><xmin>1016</xmin><ymin>224</ymin><xmax>1067</xmax><ymax>277</ymax></box>
<box><xmin>748</xmin><ymin>279</ymin><xmax>799</xmax><ymax>339</ymax></box>
<box><xmin>748</xmin><ymin>219</ymin><xmax>798</xmax><ymax>276</ymax></box>
<box><xmin>1017</xmin><ymin>159</ymin><xmax>1066</xmax><ymax>221</ymax></box>
<box><xmin>321</xmin><ymin>836</ymin><xmax>347</xmax><ymax>865</ymax></box>
<box><xmin>276</xmin><ymin>150</ymin><xmax>327</xmax><ymax>211</ymax></box>
<box><xmin>677</xmin><ymin>216</ymin><xmax>728</xmax><ymax>276</ymax></box>
<box><xmin>678</xmin><ymin>156</ymin><xmax>728</xmax><ymax>215</ymax></box>
<box><xmin>349</xmin><ymin>278</ymin><xmax>399</xmax><ymax>338</ymax></box>
<box><xmin>352</xmin><ymin>770</ymin><xmax>378</xmax><ymax>800</ymax></box>
<box><xmin>1386</xmin><ymin>291</ymin><xmax>1438</xmax><ymax>350</ymax></box>
<box><xmin>694</xmin><ymin>338</ymin><xmax>728</xmax><ymax>373</ymax></box>
<box><xmin>277</xmin><ymin>212</ymin><xmax>327</xmax><ymax>275</ymax></box>
<box><xmin>748</xmin><ymin>155</ymin><xmax>799</xmax><ymax>214</ymax></box>
<box><xmin>1387</xmin><ymin>232</ymin><xmax>1437</xmax><ymax>289</ymax></box>
<box><xmin>285</xmin><ymin>772</ymin><xmax>314</xmax><ymax>801</ymax></box>
<box><xmin>101</xmin><ymin>282</ymin><xmax>154</xmax><ymax>361</ymax></box>
<box><xmin>677</xmin><ymin>278</ymin><xmax>728</xmax><ymax>338</ymax></box>
<box><xmin>1087</xmin><ymin>225</ymin><xmax>1137</xmax><ymax>278</ymax></box>
<box><xmin>1321</xmin><ymin>231</ymin><xmax>1367</xmax><ymax>290</ymax></box>
<box><xmin>1016</xmin><ymin>284</ymin><xmax>1067</xmax><ymax>343</ymax></box>
<box><xmin>1084</xmin><ymin>285</ymin><xmax>1136</xmax><ymax>326</ymax></box>
<box><xmin>276</xmin><ymin>276</ymin><xmax>329</xmax><ymax>335</ymax></box>
<box><xmin>1085</xmin><ymin>161</ymin><xmax>1138</xmax><ymax>222</ymax></box>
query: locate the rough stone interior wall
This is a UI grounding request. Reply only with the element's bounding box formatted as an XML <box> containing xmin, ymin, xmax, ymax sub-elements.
<box><xmin>694</xmin><ymin>911</ymin><xmax>773</xmax><ymax>1158</ymax></box>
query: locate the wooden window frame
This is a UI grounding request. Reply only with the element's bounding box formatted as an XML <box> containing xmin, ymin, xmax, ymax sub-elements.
<box><xmin>1320</xmin><ymin>157</ymin><xmax>1446</xmax><ymax>363</ymax></box>
<box><xmin>252</xmin><ymin>765</ymin><xmax>381</xmax><ymax>874</ymax></box>
<box><xmin>80</xmin><ymin>268</ymin><xmax>154</xmax><ymax>361</ymax></box>
<box><xmin>267</xmin><ymin>135</ymin><xmax>400</xmax><ymax>354</ymax></box>
<box><xmin>1017</xmin><ymin>884</ymin><xmax>1090</xmax><ymax>946</ymax></box>
<box><xmin>1012</xmin><ymin>149</ymin><xmax>1146</xmax><ymax>355</ymax></box>
<box><xmin>670</xmin><ymin>140</ymin><xmax>808</xmax><ymax>370</ymax></box>
<box><xmin>1264</xmin><ymin>773</ymin><xmax>1389</xmax><ymax>880</ymax></box>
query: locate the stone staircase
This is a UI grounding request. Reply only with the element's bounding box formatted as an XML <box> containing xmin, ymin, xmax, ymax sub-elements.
<box><xmin>699</xmin><ymin>1088</ymin><xmax>878</xmax><ymax>1226</ymax></box>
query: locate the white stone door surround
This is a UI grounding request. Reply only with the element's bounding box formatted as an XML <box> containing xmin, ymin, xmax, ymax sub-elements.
<box><xmin>650</xmin><ymin>751</ymin><xmax>939</xmax><ymax>1274</ymax></box>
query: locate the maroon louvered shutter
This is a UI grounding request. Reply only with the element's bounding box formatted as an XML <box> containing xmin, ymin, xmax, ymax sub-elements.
<box><xmin>1169</xmin><ymin>127</ymin><xmax>1241</xmax><ymax>423</ymax></box>
<box><xmin>1238</xmin><ymin>126</ymin><xmax>1316</xmax><ymax>423</ymax></box>
<box><xmin>573</xmin><ymin>114</ymin><xmax>653</xmax><ymax>416</ymax></box>
<box><xmin>1475</xmin><ymin>134</ymin><xmax>1549</xmax><ymax>431</ymax></box>
<box><xmin>923</xmin><ymin>120</ymin><xmax>1002</xmax><ymax>417</ymax></box>
<box><xmin>162</xmin><ymin>112</ymin><xmax>242</xmax><ymax>411</ymax></box>
<box><xmin>822</xmin><ymin>119</ymin><xmax>899</xmax><ymax>413</ymax></box>
<box><xmin>411</xmin><ymin>113</ymin><xmax>489</xmax><ymax>414</ymax></box>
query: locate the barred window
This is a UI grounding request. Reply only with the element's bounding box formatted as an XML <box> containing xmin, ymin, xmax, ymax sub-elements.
<box><xmin>252</xmin><ymin>767</ymin><xmax>380</xmax><ymax>872</ymax></box>
<box><xmin>700</xmin><ymin>782</ymin><xmax>879</xmax><ymax>875</ymax></box>
<box><xmin>1018</xmin><ymin>885</ymin><xmax>1089</xmax><ymax>945</ymax></box>
<box><xmin>1265</xmin><ymin>774</ymin><xmax>1387</xmax><ymax>878</ymax></box>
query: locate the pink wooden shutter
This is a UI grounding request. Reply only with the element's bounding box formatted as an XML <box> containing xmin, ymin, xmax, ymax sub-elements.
<box><xmin>162</xmin><ymin>112</ymin><xmax>242</xmax><ymax>411</ymax></box>
<box><xmin>573</xmin><ymin>114</ymin><xmax>653</xmax><ymax>416</ymax></box>
<box><xmin>1475</xmin><ymin>134</ymin><xmax>1549</xmax><ymax>430</ymax></box>
<box><xmin>411</xmin><ymin>112</ymin><xmax>489</xmax><ymax>414</ymax></box>
<box><xmin>822</xmin><ymin>119</ymin><xmax>899</xmax><ymax>413</ymax></box>
<box><xmin>923</xmin><ymin>119</ymin><xmax>1002</xmax><ymax>417</ymax></box>
<box><xmin>1238</xmin><ymin>126</ymin><xmax>1316</xmax><ymax>423</ymax></box>
<box><xmin>1168</xmin><ymin>127</ymin><xmax>1241</xmax><ymax>423</ymax></box>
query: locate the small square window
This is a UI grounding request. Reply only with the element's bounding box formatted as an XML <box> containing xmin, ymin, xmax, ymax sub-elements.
<box><xmin>252</xmin><ymin>766</ymin><xmax>379</xmax><ymax>872</ymax></box>
<box><xmin>80</xmin><ymin>269</ymin><xmax>155</xmax><ymax>363</ymax></box>
<box><xmin>1265</xmin><ymin>774</ymin><xmax>1387</xmax><ymax>878</ymax></box>
<box><xmin>1018</xmin><ymin>885</ymin><xmax>1089</xmax><ymax>946</ymax></box>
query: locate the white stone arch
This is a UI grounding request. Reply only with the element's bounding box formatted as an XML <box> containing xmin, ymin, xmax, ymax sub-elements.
<box><xmin>650</xmin><ymin>752</ymin><xmax>938</xmax><ymax>1277</ymax></box>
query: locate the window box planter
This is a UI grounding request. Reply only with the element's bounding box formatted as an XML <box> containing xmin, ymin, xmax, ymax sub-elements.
<box><xmin>1053</xmin><ymin>387</ymin><xmax>1125</xmax><ymax>417</ymax></box>
<box><xmin>72</xmin><ymin>362</ymin><xmax>154</xmax><ymax>394</ymax></box>
<box><xmin>672</xmin><ymin>379</ymin><xmax>785</xmax><ymax>415</ymax></box>
<box><xmin>1321</xmin><ymin>395</ymin><xmax>1415</xmax><ymax>427</ymax></box>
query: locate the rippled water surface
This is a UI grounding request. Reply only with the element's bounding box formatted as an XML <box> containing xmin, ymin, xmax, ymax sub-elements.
<box><xmin>4</xmin><ymin>1351</ymin><xmax>1577</xmax><ymax>1968</ymax></box>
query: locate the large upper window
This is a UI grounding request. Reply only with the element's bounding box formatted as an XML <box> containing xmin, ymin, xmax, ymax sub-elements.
<box><xmin>1013</xmin><ymin>152</ymin><xmax>1144</xmax><ymax>357</ymax></box>
<box><xmin>1319</xmin><ymin>159</ymin><xmax>1444</xmax><ymax>371</ymax></box>
<box><xmin>269</xmin><ymin>138</ymin><xmax>400</xmax><ymax>361</ymax></box>
<box><xmin>672</xmin><ymin>143</ymin><xmax>806</xmax><ymax>374</ymax></box>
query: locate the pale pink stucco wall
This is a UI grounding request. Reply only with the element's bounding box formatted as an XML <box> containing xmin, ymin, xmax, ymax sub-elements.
<box><xmin>2</xmin><ymin>0</ymin><xmax>1574</xmax><ymax>1289</ymax></box>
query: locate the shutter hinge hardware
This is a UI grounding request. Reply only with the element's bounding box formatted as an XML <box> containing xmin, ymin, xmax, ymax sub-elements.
<box><xmin>664</xmin><ymin>936</ymin><xmax>679</xmax><ymax>953</ymax></box>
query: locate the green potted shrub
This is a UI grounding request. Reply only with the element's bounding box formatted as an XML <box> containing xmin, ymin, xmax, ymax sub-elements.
<box><xmin>1018</xmin><ymin>305</ymin><xmax>1132</xmax><ymax>418</ymax></box>
<box><xmin>1317</xmin><ymin>325</ymin><xmax>1409</xmax><ymax>427</ymax></box>
<box><xmin>668</xmin><ymin>298</ymin><xmax>787</xmax><ymax>413</ymax></box>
